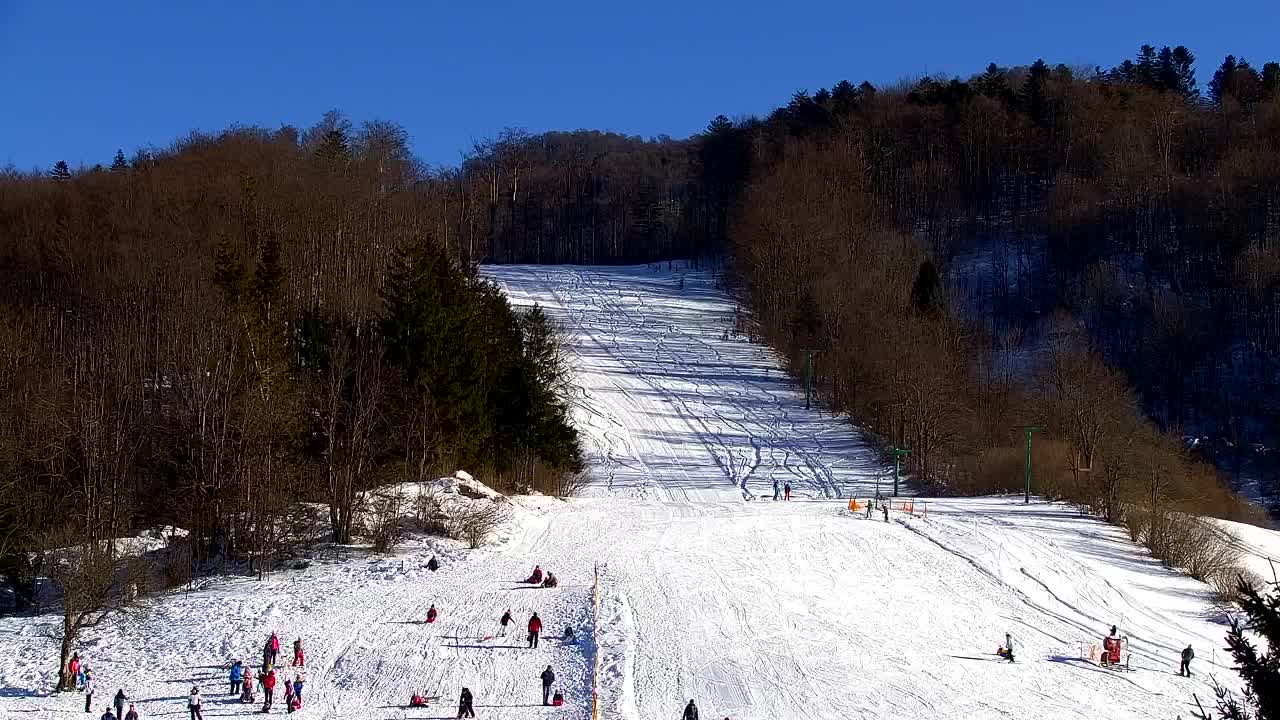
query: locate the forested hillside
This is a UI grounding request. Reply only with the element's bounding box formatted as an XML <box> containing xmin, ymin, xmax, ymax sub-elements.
<box><xmin>0</xmin><ymin>123</ymin><xmax>581</xmax><ymax>608</ymax></box>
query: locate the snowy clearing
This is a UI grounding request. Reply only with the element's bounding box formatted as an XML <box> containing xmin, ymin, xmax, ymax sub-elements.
<box><xmin>0</xmin><ymin>262</ymin><xmax>1267</xmax><ymax>720</ymax></box>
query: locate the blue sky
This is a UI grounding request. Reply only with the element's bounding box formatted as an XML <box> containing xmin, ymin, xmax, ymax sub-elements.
<box><xmin>1</xmin><ymin>1</ymin><xmax>1276</xmax><ymax>171</ymax></box>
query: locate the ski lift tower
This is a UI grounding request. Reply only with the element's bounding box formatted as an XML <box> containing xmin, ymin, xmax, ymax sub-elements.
<box><xmin>890</xmin><ymin>446</ymin><xmax>910</xmax><ymax>497</ymax></box>
<box><xmin>1020</xmin><ymin>426</ymin><xmax>1040</xmax><ymax>504</ymax></box>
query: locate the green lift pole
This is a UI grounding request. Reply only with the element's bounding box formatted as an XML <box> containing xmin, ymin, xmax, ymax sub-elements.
<box><xmin>890</xmin><ymin>447</ymin><xmax>910</xmax><ymax>497</ymax></box>
<box><xmin>804</xmin><ymin>350</ymin><xmax>814</xmax><ymax>410</ymax></box>
<box><xmin>1021</xmin><ymin>426</ymin><xmax>1040</xmax><ymax>504</ymax></box>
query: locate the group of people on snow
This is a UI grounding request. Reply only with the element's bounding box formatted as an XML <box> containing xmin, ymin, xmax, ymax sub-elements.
<box><xmin>222</xmin><ymin>634</ymin><xmax>305</xmax><ymax>714</ymax></box>
<box><xmin>523</xmin><ymin>564</ymin><xmax>559</xmax><ymax>588</ymax></box>
<box><xmin>771</xmin><ymin>478</ymin><xmax>792</xmax><ymax>501</ymax></box>
<box><xmin>994</xmin><ymin>624</ymin><xmax>1198</xmax><ymax>677</ymax></box>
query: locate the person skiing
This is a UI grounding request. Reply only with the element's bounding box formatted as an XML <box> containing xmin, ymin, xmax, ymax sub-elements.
<box><xmin>457</xmin><ymin>687</ymin><xmax>475</xmax><ymax>718</ymax></box>
<box><xmin>188</xmin><ymin>686</ymin><xmax>204</xmax><ymax>720</ymax></box>
<box><xmin>528</xmin><ymin>612</ymin><xmax>543</xmax><ymax>648</ymax></box>
<box><xmin>426</xmin><ymin>604</ymin><xmax>438</xmax><ymax>623</ymax></box>
<box><xmin>114</xmin><ymin>689</ymin><xmax>127</xmax><ymax>720</ymax></box>
<box><xmin>772</xmin><ymin>478</ymin><xmax>780</xmax><ymax>501</ymax></box>
<box><xmin>427</xmin><ymin>556</ymin><xmax>440</xmax><ymax>572</ymax></box>
<box><xmin>683</xmin><ymin>699</ymin><xmax>699</xmax><ymax>720</ymax></box>
<box><xmin>527</xmin><ymin>565</ymin><xmax>543</xmax><ymax>584</ymax></box>
<box><xmin>124</xmin><ymin>704</ymin><xmax>139</xmax><ymax>720</ymax></box>
<box><xmin>230</xmin><ymin>660</ymin><xmax>243</xmax><ymax>695</ymax></box>
<box><xmin>540</xmin><ymin>665</ymin><xmax>556</xmax><ymax>705</ymax></box>
<box><xmin>551</xmin><ymin>689</ymin><xmax>564</xmax><ymax>707</ymax></box>
<box><xmin>1180</xmin><ymin>644</ymin><xmax>1195</xmax><ymax>677</ymax></box>
<box><xmin>499</xmin><ymin>609</ymin><xmax>513</xmax><ymax>636</ymax></box>
<box><xmin>283</xmin><ymin>679</ymin><xmax>295</xmax><ymax>713</ymax></box>
<box><xmin>292</xmin><ymin>639</ymin><xmax>304</xmax><ymax>667</ymax></box>
<box><xmin>261</xmin><ymin>669</ymin><xmax>277</xmax><ymax>710</ymax></box>
<box><xmin>84</xmin><ymin>673</ymin><xmax>95</xmax><ymax>713</ymax></box>
<box><xmin>292</xmin><ymin>675</ymin><xmax>304</xmax><ymax>706</ymax></box>
<box><xmin>784</xmin><ymin>482</ymin><xmax>791</xmax><ymax>501</ymax></box>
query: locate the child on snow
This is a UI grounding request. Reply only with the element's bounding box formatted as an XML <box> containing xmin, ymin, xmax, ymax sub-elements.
<box><xmin>292</xmin><ymin>675</ymin><xmax>304</xmax><ymax>705</ymax></box>
<box><xmin>499</xmin><ymin>609</ymin><xmax>513</xmax><ymax>636</ymax></box>
<box><xmin>292</xmin><ymin>639</ymin><xmax>304</xmax><ymax>667</ymax></box>
<box><xmin>240</xmin><ymin>669</ymin><xmax>256</xmax><ymax>704</ymax></box>
<box><xmin>552</xmin><ymin>689</ymin><xmax>564</xmax><ymax>707</ymax></box>
<box><xmin>124</xmin><ymin>703</ymin><xmax>139</xmax><ymax>720</ymax></box>
<box><xmin>425</xmin><ymin>604</ymin><xmax>438</xmax><ymax>623</ymax></box>
<box><xmin>283</xmin><ymin>680</ymin><xmax>295</xmax><ymax>713</ymax></box>
<box><xmin>83</xmin><ymin>673</ymin><xmax>94</xmax><ymax>713</ymax></box>
<box><xmin>409</xmin><ymin>692</ymin><xmax>427</xmax><ymax>708</ymax></box>
<box><xmin>230</xmin><ymin>660</ymin><xmax>243</xmax><ymax>695</ymax></box>
<box><xmin>188</xmin><ymin>686</ymin><xmax>204</xmax><ymax>720</ymax></box>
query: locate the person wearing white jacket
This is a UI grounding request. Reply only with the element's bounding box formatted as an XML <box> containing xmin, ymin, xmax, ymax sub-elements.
<box><xmin>188</xmin><ymin>686</ymin><xmax>204</xmax><ymax>720</ymax></box>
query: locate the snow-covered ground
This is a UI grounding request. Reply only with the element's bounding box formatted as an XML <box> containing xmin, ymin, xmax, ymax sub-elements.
<box><xmin>1</xmin><ymin>262</ymin><xmax>1269</xmax><ymax>720</ymax></box>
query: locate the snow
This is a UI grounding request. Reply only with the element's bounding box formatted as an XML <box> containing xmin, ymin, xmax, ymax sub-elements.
<box><xmin>1</xmin><ymin>262</ymin><xmax>1271</xmax><ymax>720</ymax></box>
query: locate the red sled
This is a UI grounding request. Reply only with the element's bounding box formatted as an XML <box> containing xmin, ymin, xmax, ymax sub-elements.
<box><xmin>552</xmin><ymin>699</ymin><xmax>564</xmax><ymax>707</ymax></box>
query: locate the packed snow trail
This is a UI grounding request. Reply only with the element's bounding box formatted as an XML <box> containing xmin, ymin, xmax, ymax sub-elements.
<box><xmin>485</xmin><ymin>264</ymin><xmax>888</xmax><ymax>502</ymax></box>
<box><xmin>0</xmin><ymin>262</ymin><xmax>1259</xmax><ymax>720</ymax></box>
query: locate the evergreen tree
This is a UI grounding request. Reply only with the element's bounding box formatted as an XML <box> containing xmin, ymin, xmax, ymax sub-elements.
<box><xmin>1135</xmin><ymin>44</ymin><xmax>1159</xmax><ymax>88</ymax></box>
<box><xmin>910</xmin><ymin>260</ymin><xmax>946</xmax><ymax>316</ymax></box>
<box><xmin>976</xmin><ymin>63</ymin><xmax>1010</xmax><ymax>99</ymax></box>
<box><xmin>315</xmin><ymin>129</ymin><xmax>350</xmax><ymax>166</ymax></box>
<box><xmin>110</xmin><ymin>149</ymin><xmax>127</xmax><ymax>172</ymax></box>
<box><xmin>1171</xmin><ymin>46</ymin><xmax>1198</xmax><ymax>98</ymax></box>
<box><xmin>1262</xmin><ymin>62</ymin><xmax>1280</xmax><ymax>100</ymax></box>
<box><xmin>49</xmin><ymin>160</ymin><xmax>71</xmax><ymax>181</ymax></box>
<box><xmin>1209</xmin><ymin>55</ymin><xmax>1263</xmax><ymax>107</ymax></box>
<box><xmin>1213</xmin><ymin>578</ymin><xmax>1280</xmax><ymax>719</ymax></box>
<box><xmin>1021</xmin><ymin>60</ymin><xmax>1051</xmax><ymax>126</ymax></box>
<box><xmin>830</xmin><ymin>80</ymin><xmax>859</xmax><ymax>114</ymax></box>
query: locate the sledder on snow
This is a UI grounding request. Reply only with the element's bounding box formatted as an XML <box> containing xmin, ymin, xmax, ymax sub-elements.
<box><xmin>996</xmin><ymin>633</ymin><xmax>1015</xmax><ymax>662</ymax></box>
<box><xmin>526</xmin><ymin>565</ymin><xmax>544</xmax><ymax>584</ymax></box>
<box><xmin>542</xmin><ymin>572</ymin><xmax>559</xmax><ymax>588</ymax></box>
<box><xmin>425</xmin><ymin>604</ymin><xmax>438</xmax><ymax>623</ymax></box>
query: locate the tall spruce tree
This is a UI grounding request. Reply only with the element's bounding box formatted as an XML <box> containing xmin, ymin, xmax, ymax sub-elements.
<box><xmin>49</xmin><ymin>160</ymin><xmax>71</xmax><ymax>181</ymax></box>
<box><xmin>1213</xmin><ymin>578</ymin><xmax>1280</xmax><ymax>719</ymax></box>
<box><xmin>110</xmin><ymin>149</ymin><xmax>128</xmax><ymax>172</ymax></box>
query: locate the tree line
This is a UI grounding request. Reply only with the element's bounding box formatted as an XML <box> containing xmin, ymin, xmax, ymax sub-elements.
<box><xmin>0</xmin><ymin>120</ymin><xmax>581</xmax><ymax>621</ymax></box>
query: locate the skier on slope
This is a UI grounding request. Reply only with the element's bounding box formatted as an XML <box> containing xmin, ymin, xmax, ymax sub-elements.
<box><xmin>683</xmin><ymin>699</ymin><xmax>700</xmax><ymax>720</ymax></box>
<box><xmin>457</xmin><ymin>687</ymin><xmax>475</xmax><ymax>718</ymax></box>
<box><xmin>528</xmin><ymin>612</ymin><xmax>543</xmax><ymax>648</ymax></box>
<box><xmin>500</xmin><ymin>609</ymin><xmax>513</xmax><ymax>636</ymax></box>
<box><xmin>426</xmin><ymin>604</ymin><xmax>439</xmax><ymax>623</ymax></box>
<box><xmin>540</xmin><ymin>665</ymin><xmax>556</xmax><ymax>705</ymax></box>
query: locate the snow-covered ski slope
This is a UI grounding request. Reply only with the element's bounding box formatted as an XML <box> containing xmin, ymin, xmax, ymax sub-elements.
<box><xmin>485</xmin><ymin>264</ymin><xmax>887</xmax><ymax>502</ymax></box>
<box><xmin>0</xmin><ymin>262</ymin><xmax>1267</xmax><ymax>720</ymax></box>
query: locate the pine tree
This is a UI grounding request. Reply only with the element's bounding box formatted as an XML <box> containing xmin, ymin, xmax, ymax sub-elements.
<box><xmin>315</xmin><ymin>129</ymin><xmax>350</xmax><ymax>166</ymax></box>
<box><xmin>1021</xmin><ymin>60</ymin><xmax>1051</xmax><ymax>126</ymax></box>
<box><xmin>976</xmin><ymin>63</ymin><xmax>1010</xmax><ymax>99</ymax></box>
<box><xmin>1135</xmin><ymin>44</ymin><xmax>1159</xmax><ymax>88</ymax></box>
<box><xmin>1213</xmin><ymin>578</ymin><xmax>1280</xmax><ymax>719</ymax></box>
<box><xmin>1262</xmin><ymin>63</ymin><xmax>1280</xmax><ymax>100</ymax></box>
<box><xmin>49</xmin><ymin>160</ymin><xmax>71</xmax><ymax>181</ymax></box>
<box><xmin>110</xmin><ymin>149</ymin><xmax>128</xmax><ymax>173</ymax></box>
<box><xmin>910</xmin><ymin>260</ymin><xmax>946</xmax><ymax>316</ymax></box>
<box><xmin>1171</xmin><ymin>46</ymin><xmax>1198</xmax><ymax>98</ymax></box>
<box><xmin>830</xmin><ymin>80</ymin><xmax>859</xmax><ymax>114</ymax></box>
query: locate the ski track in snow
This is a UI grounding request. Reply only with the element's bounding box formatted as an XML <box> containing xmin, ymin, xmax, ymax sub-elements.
<box><xmin>0</xmin><ymin>262</ymin><xmax>1268</xmax><ymax>720</ymax></box>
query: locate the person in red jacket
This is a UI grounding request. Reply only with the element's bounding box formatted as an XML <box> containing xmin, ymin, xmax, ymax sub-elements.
<box><xmin>425</xmin><ymin>604</ymin><xmax>438</xmax><ymax>623</ymax></box>
<box><xmin>260</xmin><ymin>669</ymin><xmax>277</xmax><ymax>711</ymax></box>
<box><xmin>291</xmin><ymin>639</ymin><xmax>304</xmax><ymax>667</ymax></box>
<box><xmin>526</xmin><ymin>565</ymin><xmax>543</xmax><ymax>584</ymax></box>
<box><xmin>527</xmin><ymin>612</ymin><xmax>542</xmax><ymax>649</ymax></box>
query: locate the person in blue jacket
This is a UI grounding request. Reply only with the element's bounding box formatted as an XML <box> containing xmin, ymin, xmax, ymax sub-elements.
<box><xmin>229</xmin><ymin>661</ymin><xmax>243</xmax><ymax>696</ymax></box>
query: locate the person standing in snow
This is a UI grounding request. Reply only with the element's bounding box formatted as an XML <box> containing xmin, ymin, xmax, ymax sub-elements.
<box><xmin>528</xmin><ymin>612</ymin><xmax>543</xmax><ymax>648</ymax></box>
<box><xmin>283</xmin><ymin>679</ymin><xmax>295</xmax><ymax>713</ymax></box>
<box><xmin>114</xmin><ymin>689</ymin><xmax>127</xmax><ymax>720</ymax></box>
<box><xmin>84</xmin><ymin>673</ymin><xmax>94</xmax><ymax>713</ymax></box>
<box><xmin>188</xmin><ymin>686</ymin><xmax>204</xmax><ymax>720</ymax></box>
<box><xmin>230</xmin><ymin>660</ymin><xmax>243</xmax><ymax>696</ymax></box>
<box><xmin>261</xmin><ymin>668</ymin><xmax>277</xmax><ymax>710</ymax></box>
<box><xmin>292</xmin><ymin>674</ymin><xmax>304</xmax><ymax>706</ymax></box>
<box><xmin>457</xmin><ymin>687</ymin><xmax>475</xmax><ymax>718</ymax></box>
<box><xmin>683</xmin><ymin>699</ymin><xmax>699</xmax><ymax>720</ymax></box>
<box><xmin>100</xmin><ymin>707</ymin><xmax>116</xmax><ymax>720</ymax></box>
<box><xmin>240</xmin><ymin>669</ymin><xmax>256</xmax><ymax>704</ymax></box>
<box><xmin>124</xmin><ymin>703</ymin><xmax>139</xmax><ymax>720</ymax></box>
<box><xmin>783</xmin><ymin>482</ymin><xmax>791</xmax><ymax>501</ymax></box>
<box><xmin>68</xmin><ymin>653</ymin><xmax>81</xmax><ymax>688</ymax></box>
<box><xmin>772</xmin><ymin>478</ymin><xmax>780</xmax><ymax>501</ymax></box>
<box><xmin>540</xmin><ymin>665</ymin><xmax>556</xmax><ymax>705</ymax></box>
<box><xmin>1003</xmin><ymin>633</ymin><xmax>1015</xmax><ymax>663</ymax></box>
<box><xmin>499</xmin><ymin>609</ymin><xmax>513</xmax><ymax>636</ymax></box>
<box><xmin>1180</xmin><ymin>645</ymin><xmax>1195</xmax><ymax>677</ymax></box>
<box><xmin>292</xmin><ymin>639</ymin><xmax>304</xmax><ymax>667</ymax></box>
<box><xmin>269</xmin><ymin>632</ymin><xmax>281</xmax><ymax>666</ymax></box>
